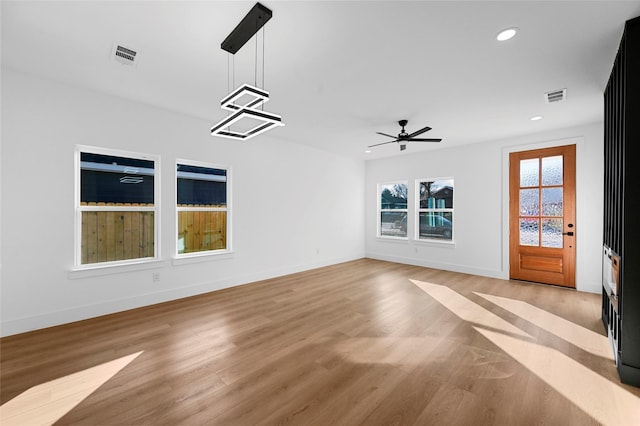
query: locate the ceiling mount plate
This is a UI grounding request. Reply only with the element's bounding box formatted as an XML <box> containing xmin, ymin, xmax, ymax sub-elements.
<box><xmin>221</xmin><ymin>3</ymin><xmax>272</xmax><ymax>55</ymax></box>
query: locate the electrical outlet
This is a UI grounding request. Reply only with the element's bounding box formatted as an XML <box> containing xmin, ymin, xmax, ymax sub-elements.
<box><xmin>152</xmin><ymin>272</ymin><xmax>160</xmax><ymax>282</ymax></box>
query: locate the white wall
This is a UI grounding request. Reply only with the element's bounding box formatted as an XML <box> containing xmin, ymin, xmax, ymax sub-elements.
<box><xmin>365</xmin><ymin>123</ymin><xmax>604</xmax><ymax>294</ymax></box>
<box><xmin>0</xmin><ymin>69</ymin><xmax>366</xmax><ymax>336</ymax></box>
<box><xmin>0</xmin><ymin>67</ymin><xmax>605</xmax><ymax>337</ymax></box>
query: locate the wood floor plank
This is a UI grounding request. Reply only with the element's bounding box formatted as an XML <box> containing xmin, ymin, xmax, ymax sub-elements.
<box><xmin>2</xmin><ymin>258</ymin><xmax>639</xmax><ymax>425</ymax></box>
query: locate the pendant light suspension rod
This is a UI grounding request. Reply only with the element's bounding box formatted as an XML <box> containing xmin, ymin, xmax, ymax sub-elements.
<box><xmin>262</xmin><ymin>26</ymin><xmax>265</xmax><ymax>109</ymax></box>
<box><xmin>254</xmin><ymin>18</ymin><xmax>258</xmax><ymax>87</ymax></box>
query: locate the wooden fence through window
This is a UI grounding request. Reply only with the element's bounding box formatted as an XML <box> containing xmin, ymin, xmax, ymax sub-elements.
<box><xmin>80</xmin><ymin>203</ymin><xmax>227</xmax><ymax>264</ymax></box>
<box><xmin>177</xmin><ymin>205</ymin><xmax>226</xmax><ymax>254</ymax></box>
<box><xmin>81</xmin><ymin>203</ymin><xmax>154</xmax><ymax>264</ymax></box>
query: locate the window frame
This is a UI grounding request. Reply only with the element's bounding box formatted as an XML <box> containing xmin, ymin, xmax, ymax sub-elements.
<box><xmin>74</xmin><ymin>145</ymin><xmax>161</xmax><ymax>269</ymax></box>
<box><xmin>175</xmin><ymin>158</ymin><xmax>232</xmax><ymax>258</ymax></box>
<box><xmin>377</xmin><ymin>181</ymin><xmax>409</xmax><ymax>240</ymax></box>
<box><xmin>415</xmin><ymin>177</ymin><xmax>455</xmax><ymax>243</ymax></box>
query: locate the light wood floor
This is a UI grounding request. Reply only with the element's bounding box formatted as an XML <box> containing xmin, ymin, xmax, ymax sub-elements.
<box><xmin>2</xmin><ymin>259</ymin><xmax>639</xmax><ymax>425</ymax></box>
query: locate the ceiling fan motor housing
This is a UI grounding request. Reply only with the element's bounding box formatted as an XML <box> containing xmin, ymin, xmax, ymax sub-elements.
<box><xmin>398</xmin><ymin>120</ymin><xmax>409</xmax><ymax>138</ymax></box>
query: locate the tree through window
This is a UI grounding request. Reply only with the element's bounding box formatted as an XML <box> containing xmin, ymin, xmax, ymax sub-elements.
<box><xmin>417</xmin><ymin>178</ymin><xmax>454</xmax><ymax>241</ymax></box>
<box><xmin>378</xmin><ymin>182</ymin><xmax>408</xmax><ymax>238</ymax></box>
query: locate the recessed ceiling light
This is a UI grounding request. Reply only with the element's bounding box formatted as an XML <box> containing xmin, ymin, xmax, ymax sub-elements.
<box><xmin>364</xmin><ymin>150</ymin><xmax>372</xmax><ymax>154</ymax></box>
<box><xmin>530</xmin><ymin>115</ymin><xmax>543</xmax><ymax>121</ymax></box>
<box><xmin>497</xmin><ymin>27</ymin><xmax>518</xmax><ymax>41</ymax></box>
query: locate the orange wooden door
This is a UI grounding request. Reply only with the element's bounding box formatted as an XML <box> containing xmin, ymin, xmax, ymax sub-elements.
<box><xmin>509</xmin><ymin>145</ymin><xmax>576</xmax><ymax>288</ymax></box>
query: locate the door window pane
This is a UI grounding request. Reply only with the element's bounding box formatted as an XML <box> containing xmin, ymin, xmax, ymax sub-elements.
<box><xmin>542</xmin><ymin>156</ymin><xmax>563</xmax><ymax>186</ymax></box>
<box><xmin>542</xmin><ymin>188</ymin><xmax>563</xmax><ymax>216</ymax></box>
<box><xmin>520</xmin><ymin>159</ymin><xmax>539</xmax><ymax>187</ymax></box>
<box><xmin>518</xmin><ymin>154</ymin><xmax>565</xmax><ymax>249</ymax></box>
<box><xmin>520</xmin><ymin>189</ymin><xmax>539</xmax><ymax>216</ymax></box>
<box><xmin>520</xmin><ymin>218</ymin><xmax>539</xmax><ymax>246</ymax></box>
<box><xmin>542</xmin><ymin>218</ymin><xmax>563</xmax><ymax>248</ymax></box>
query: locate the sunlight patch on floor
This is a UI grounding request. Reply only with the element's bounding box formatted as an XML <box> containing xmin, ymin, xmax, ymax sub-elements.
<box><xmin>409</xmin><ymin>279</ymin><xmax>532</xmax><ymax>339</ymax></box>
<box><xmin>0</xmin><ymin>351</ymin><xmax>143</xmax><ymax>426</ymax></box>
<box><xmin>475</xmin><ymin>327</ymin><xmax>640</xmax><ymax>426</ymax></box>
<box><xmin>410</xmin><ymin>279</ymin><xmax>640</xmax><ymax>426</ymax></box>
<box><xmin>475</xmin><ymin>291</ymin><xmax>614</xmax><ymax>360</ymax></box>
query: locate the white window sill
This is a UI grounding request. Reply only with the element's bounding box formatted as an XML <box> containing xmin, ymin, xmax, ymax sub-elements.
<box><xmin>376</xmin><ymin>236</ymin><xmax>409</xmax><ymax>244</ymax></box>
<box><xmin>69</xmin><ymin>259</ymin><xmax>165</xmax><ymax>279</ymax></box>
<box><xmin>413</xmin><ymin>239</ymin><xmax>456</xmax><ymax>248</ymax></box>
<box><xmin>172</xmin><ymin>250</ymin><xmax>234</xmax><ymax>266</ymax></box>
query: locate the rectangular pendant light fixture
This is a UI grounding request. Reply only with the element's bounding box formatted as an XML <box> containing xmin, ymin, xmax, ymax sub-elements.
<box><xmin>220</xmin><ymin>83</ymin><xmax>271</xmax><ymax>111</ymax></box>
<box><xmin>212</xmin><ymin>3</ymin><xmax>283</xmax><ymax>141</ymax></box>
<box><xmin>210</xmin><ymin>83</ymin><xmax>283</xmax><ymax>140</ymax></box>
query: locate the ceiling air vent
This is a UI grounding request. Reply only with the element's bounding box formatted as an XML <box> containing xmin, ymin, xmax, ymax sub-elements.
<box><xmin>545</xmin><ymin>88</ymin><xmax>566</xmax><ymax>103</ymax></box>
<box><xmin>112</xmin><ymin>44</ymin><xmax>138</xmax><ymax>66</ymax></box>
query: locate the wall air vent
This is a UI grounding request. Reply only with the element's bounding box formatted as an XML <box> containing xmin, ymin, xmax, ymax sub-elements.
<box><xmin>545</xmin><ymin>88</ymin><xmax>566</xmax><ymax>103</ymax></box>
<box><xmin>112</xmin><ymin>44</ymin><xmax>138</xmax><ymax>66</ymax></box>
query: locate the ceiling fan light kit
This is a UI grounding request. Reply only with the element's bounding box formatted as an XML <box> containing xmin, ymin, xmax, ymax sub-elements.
<box><xmin>211</xmin><ymin>2</ymin><xmax>284</xmax><ymax>141</ymax></box>
<box><xmin>370</xmin><ymin>119</ymin><xmax>442</xmax><ymax>151</ymax></box>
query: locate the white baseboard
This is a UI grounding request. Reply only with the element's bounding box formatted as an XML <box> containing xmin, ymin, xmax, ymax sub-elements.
<box><xmin>367</xmin><ymin>253</ymin><xmax>602</xmax><ymax>294</ymax></box>
<box><xmin>366</xmin><ymin>252</ymin><xmax>506</xmax><ymax>280</ymax></box>
<box><xmin>0</xmin><ymin>253</ymin><xmax>365</xmax><ymax>337</ymax></box>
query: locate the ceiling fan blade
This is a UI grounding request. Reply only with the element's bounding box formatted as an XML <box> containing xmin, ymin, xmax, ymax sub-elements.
<box><xmin>376</xmin><ymin>132</ymin><xmax>397</xmax><ymax>138</ymax></box>
<box><xmin>368</xmin><ymin>140</ymin><xmax>399</xmax><ymax>147</ymax></box>
<box><xmin>408</xmin><ymin>138</ymin><xmax>442</xmax><ymax>142</ymax></box>
<box><xmin>407</xmin><ymin>126</ymin><xmax>432</xmax><ymax>138</ymax></box>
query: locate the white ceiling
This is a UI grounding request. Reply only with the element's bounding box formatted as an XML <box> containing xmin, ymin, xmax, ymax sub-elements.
<box><xmin>3</xmin><ymin>1</ymin><xmax>640</xmax><ymax>160</ymax></box>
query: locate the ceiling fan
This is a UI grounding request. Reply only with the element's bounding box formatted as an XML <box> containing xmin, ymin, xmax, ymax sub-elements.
<box><xmin>370</xmin><ymin>120</ymin><xmax>442</xmax><ymax>151</ymax></box>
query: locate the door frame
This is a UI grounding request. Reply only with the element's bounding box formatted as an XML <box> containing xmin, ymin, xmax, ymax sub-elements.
<box><xmin>501</xmin><ymin>137</ymin><xmax>583</xmax><ymax>283</ymax></box>
<box><xmin>509</xmin><ymin>145</ymin><xmax>576</xmax><ymax>287</ymax></box>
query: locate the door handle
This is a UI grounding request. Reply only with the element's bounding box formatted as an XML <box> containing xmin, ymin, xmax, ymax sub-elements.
<box><xmin>563</xmin><ymin>231</ymin><xmax>574</xmax><ymax>236</ymax></box>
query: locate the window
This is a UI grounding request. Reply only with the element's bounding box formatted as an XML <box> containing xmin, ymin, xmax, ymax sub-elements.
<box><xmin>76</xmin><ymin>147</ymin><xmax>159</xmax><ymax>266</ymax></box>
<box><xmin>176</xmin><ymin>160</ymin><xmax>230</xmax><ymax>256</ymax></box>
<box><xmin>416</xmin><ymin>178</ymin><xmax>454</xmax><ymax>241</ymax></box>
<box><xmin>378</xmin><ymin>182</ymin><xmax>408</xmax><ymax>238</ymax></box>
<box><xmin>519</xmin><ymin>156</ymin><xmax>564</xmax><ymax>248</ymax></box>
